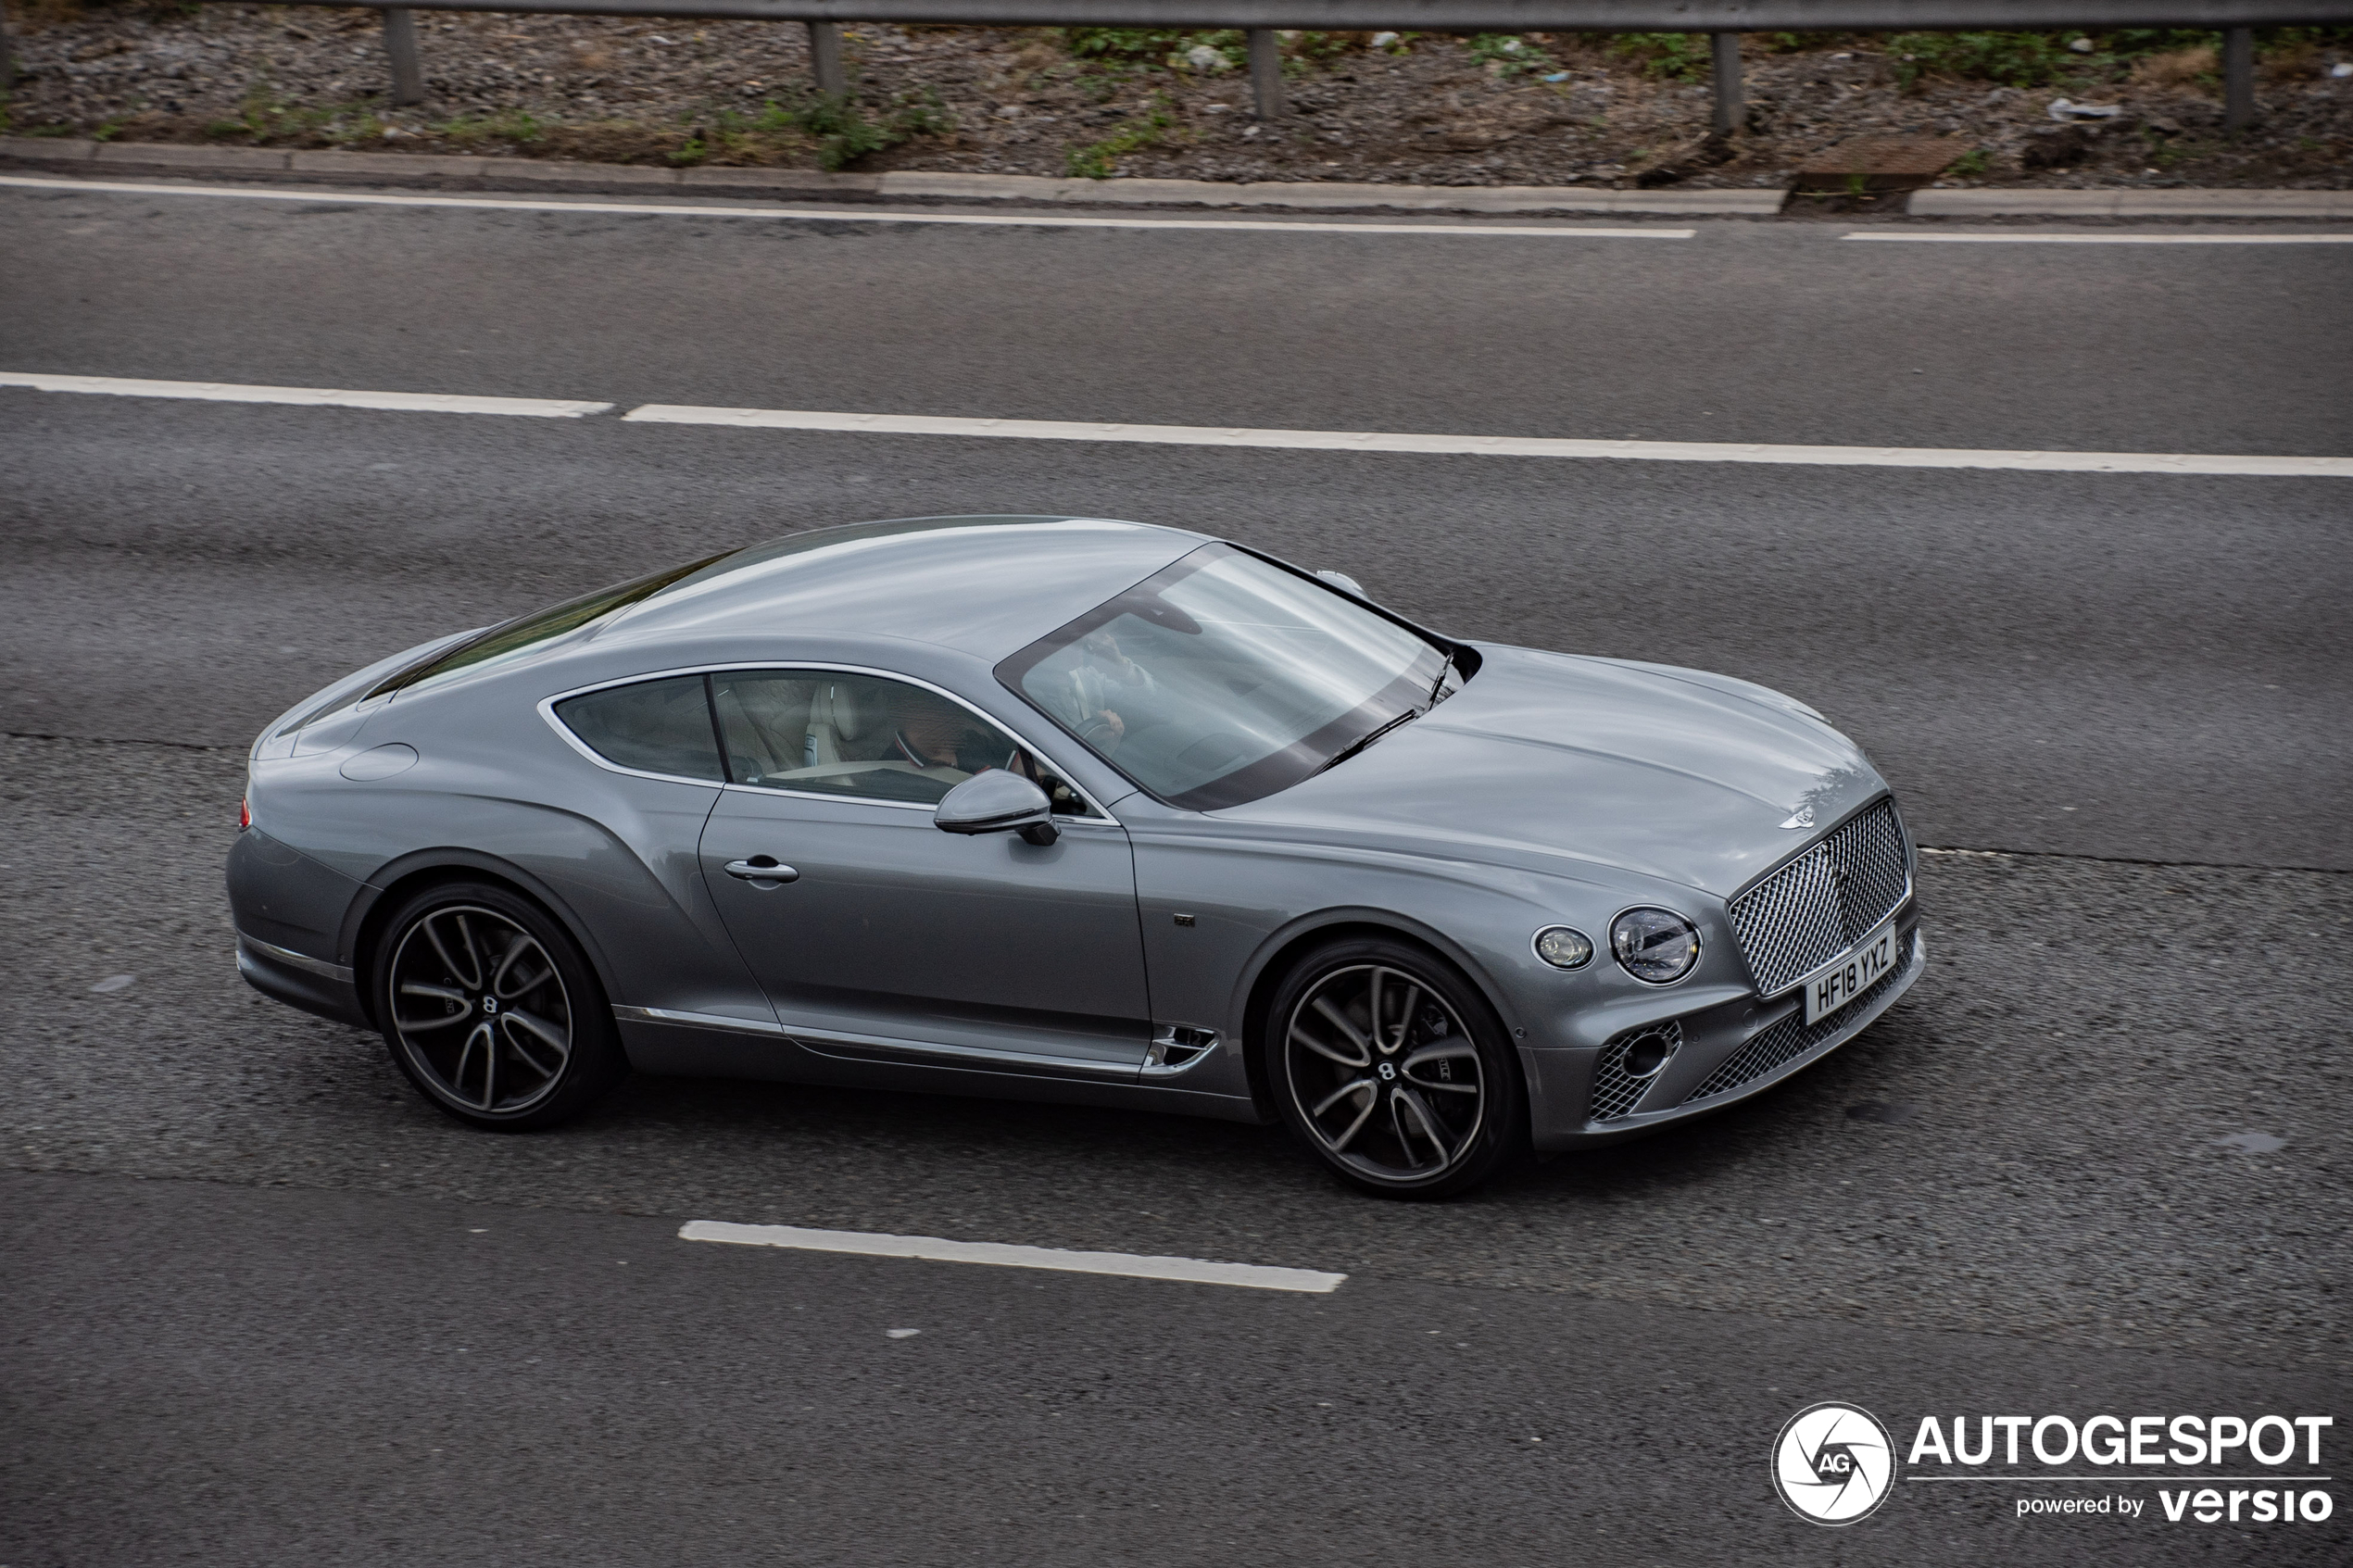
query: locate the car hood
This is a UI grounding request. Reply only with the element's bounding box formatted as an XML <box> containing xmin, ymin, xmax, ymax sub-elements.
<box><xmin>1214</xmin><ymin>645</ymin><xmax>1888</xmax><ymax>899</ymax></box>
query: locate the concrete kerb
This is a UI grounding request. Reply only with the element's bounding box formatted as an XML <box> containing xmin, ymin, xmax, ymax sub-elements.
<box><xmin>4</xmin><ymin>138</ymin><xmax>2348</xmax><ymax>220</ymax></box>
<box><xmin>1910</xmin><ymin>187</ymin><xmax>2353</xmax><ymax>218</ymax></box>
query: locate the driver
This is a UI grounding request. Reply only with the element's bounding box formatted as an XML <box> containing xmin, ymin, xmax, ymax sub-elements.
<box><xmin>889</xmin><ymin>691</ymin><xmax>1024</xmax><ymax>777</ymax></box>
<box><xmin>1064</xmin><ymin>625</ymin><xmax>1155</xmax><ymax>751</ymax></box>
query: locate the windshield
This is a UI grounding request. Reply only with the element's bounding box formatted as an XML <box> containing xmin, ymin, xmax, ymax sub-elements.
<box><xmin>996</xmin><ymin>544</ymin><xmax>1449</xmax><ymax>809</ymax></box>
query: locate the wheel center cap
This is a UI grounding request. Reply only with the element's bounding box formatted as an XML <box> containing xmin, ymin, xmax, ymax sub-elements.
<box><xmin>481</xmin><ymin>996</ymin><xmax>498</xmax><ymax>1015</ymax></box>
<box><xmin>1378</xmin><ymin>1060</ymin><xmax>1396</xmax><ymax>1082</ymax></box>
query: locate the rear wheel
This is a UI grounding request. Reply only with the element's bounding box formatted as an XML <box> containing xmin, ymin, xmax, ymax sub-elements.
<box><xmin>1266</xmin><ymin>936</ymin><xmax>1526</xmax><ymax>1198</ymax></box>
<box><xmin>372</xmin><ymin>881</ymin><xmax>626</xmax><ymax>1131</ymax></box>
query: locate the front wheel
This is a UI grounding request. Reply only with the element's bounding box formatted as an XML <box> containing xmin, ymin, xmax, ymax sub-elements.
<box><xmin>371</xmin><ymin>880</ymin><xmax>627</xmax><ymax>1131</ymax></box>
<box><xmin>1266</xmin><ymin>936</ymin><xmax>1526</xmax><ymax>1198</ymax></box>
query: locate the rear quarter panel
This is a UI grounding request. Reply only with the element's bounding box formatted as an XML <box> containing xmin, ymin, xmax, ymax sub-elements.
<box><xmin>246</xmin><ymin>681</ymin><xmax>768</xmax><ymax>1026</ymax></box>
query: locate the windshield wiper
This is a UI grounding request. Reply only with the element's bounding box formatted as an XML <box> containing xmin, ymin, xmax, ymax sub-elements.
<box><xmin>1311</xmin><ymin>654</ymin><xmax>1458</xmax><ymax>780</ymax></box>
<box><xmin>1311</xmin><ymin>707</ymin><xmax>1422</xmax><ymax>778</ymax></box>
<box><xmin>1426</xmin><ymin>650</ymin><xmax>1456</xmax><ymax>710</ymax></box>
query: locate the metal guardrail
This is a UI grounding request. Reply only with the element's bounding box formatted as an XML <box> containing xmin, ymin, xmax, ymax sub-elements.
<box><xmin>6</xmin><ymin>0</ymin><xmax>2346</xmax><ymax>137</ymax></box>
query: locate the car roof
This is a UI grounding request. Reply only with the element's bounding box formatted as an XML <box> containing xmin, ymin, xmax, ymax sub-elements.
<box><xmin>592</xmin><ymin>515</ymin><xmax>1207</xmax><ymax>661</ymax></box>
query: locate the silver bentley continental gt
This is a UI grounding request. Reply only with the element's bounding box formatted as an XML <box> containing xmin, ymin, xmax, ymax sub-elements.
<box><xmin>230</xmin><ymin>515</ymin><xmax>1923</xmax><ymax>1198</ymax></box>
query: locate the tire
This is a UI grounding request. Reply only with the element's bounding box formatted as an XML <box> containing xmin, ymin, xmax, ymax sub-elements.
<box><xmin>1265</xmin><ymin>935</ymin><xmax>1527</xmax><ymax>1198</ymax></box>
<box><xmin>371</xmin><ymin>880</ymin><xmax>627</xmax><ymax>1132</ymax></box>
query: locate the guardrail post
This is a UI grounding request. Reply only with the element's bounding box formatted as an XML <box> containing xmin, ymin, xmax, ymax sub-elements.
<box><xmin>808</xmin><ymin>20</ymin><xmax>847</xmax><ymax>98</ymax></box>
<box><xmin>2222</xmin><ymin>25</ymin><xmax>2254</xmax><ymax>130</ymax></box>
<box><xmin>1709</xmin><ymin>31</ymin><xmax>1743</xmax><ymax>134</ymax></box>
<box><xmin>383</xmin><ymin>6</ymin><xmax>425</xmax><ymax>106</ymax></box>
<box><xmin>1248</xmin><ymin>28</ymin><xmax>1285</xmax><ymax>119</ymax></box>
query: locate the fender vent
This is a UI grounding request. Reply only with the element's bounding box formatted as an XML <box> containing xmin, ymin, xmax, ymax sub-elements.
<box><xmin>1144</xmin><ymin>1024</ymin><xmax>1219</xmax><ymax>1075</ymax></box>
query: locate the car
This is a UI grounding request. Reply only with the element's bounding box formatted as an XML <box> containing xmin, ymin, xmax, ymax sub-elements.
<box><xmin>230</xmin><ymin>514</ymin><xmax>1924</xmax><ymax>1198</ymax></box>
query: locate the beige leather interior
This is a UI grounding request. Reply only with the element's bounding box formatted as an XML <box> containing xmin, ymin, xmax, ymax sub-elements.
<box><xmin>804</xmin><ymin>681</ymin><xmax>875</xmax><ymax>767</ymax></box>
<box><xmin>713</xmin><ymin>676</ymin><xmax>812</xmax><ymax>780</ymax></box>
<box><xmin>713</xmin><ymin>672</ymin><xmax>987</xmax><ymax>794</ymax></box>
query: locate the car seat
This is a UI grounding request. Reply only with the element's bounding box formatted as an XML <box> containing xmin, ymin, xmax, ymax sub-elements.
<box><xmin>803</xmin><ymin>680</ymin><xmax>876</xmax><ymax>766</ymax></box>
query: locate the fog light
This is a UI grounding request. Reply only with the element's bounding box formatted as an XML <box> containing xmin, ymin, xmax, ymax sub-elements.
<box><xmin>1612</xmin><ymin>908</ymin><xmax>1700</xmax><ymax>985</ymax></box>
<box><xmin>1533</xmin><ymin>926</ymin><xmax>1593</xmax><ymax>970</ymax></box>
<box><xmin>1621</xmin><ymin>1029</ymin><xmax>1675</xmax><ymax>1079</ymax></box>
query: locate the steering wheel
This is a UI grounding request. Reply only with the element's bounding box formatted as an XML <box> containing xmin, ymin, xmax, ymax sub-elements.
<box><xmin>1077</xmin><ymin>716</ymin><xmax>1123</xmax><ymax>748</ymax></box>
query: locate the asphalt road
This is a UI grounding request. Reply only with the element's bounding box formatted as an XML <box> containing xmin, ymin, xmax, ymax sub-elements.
<box><xmin>2</xmin><ymin>177</ymin><xmax>2348</xmax><ymax>1566</ymax></box>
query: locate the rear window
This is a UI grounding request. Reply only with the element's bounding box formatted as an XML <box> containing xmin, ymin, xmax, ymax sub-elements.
<box><xmin>554</xmin><ymin>675</ymin><xmax>724</xmax><ymax>782</ymax></box>
<box><xmin>367</xmin><ymin>554</ymin><xmax>727</xmax><ymax>701</ymax></box>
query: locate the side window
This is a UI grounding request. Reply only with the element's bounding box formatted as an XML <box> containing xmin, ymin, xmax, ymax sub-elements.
<box><xmin>711</xmin><ymin>670</ymin><xmax>1098</xmax><ymax>815</ymax></box>
<box><xmin>553</xmin><ymin>675</ymin><xmax>724</xmax><ymax>781</ymax></box>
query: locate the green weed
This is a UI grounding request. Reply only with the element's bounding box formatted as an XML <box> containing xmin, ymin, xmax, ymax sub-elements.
<box><xmin>204</xmin><ymin>83</ymin><xmax>388</xmax><ymax>144</ymax></box>
<box><xmin>1059</xmin><ymin>27</ymin><xmax>1244</xmax><ymax>73</ymax></box>
<box><xmin>1947</xmin><ymin>147</ymin><xmax>1991</xmax><ymax>176</ymax></box>
<box><xmin>1889</xmin><ymin>31</ymin><xmax>2078</xmax><ymax>89</ymax></box>
<box><xmin>1469</xmin><ymin>33</ymin><xmax>1554</xmax><ymax>79</ymax></box>
<box><xmin>1065</xmin><ymin>95</ymin><xmax>1173</xmax><ymax>179</ymax></box>
<box><xmin>752</xmin><ymin>88</ymin><xmax>949</xmax><ymax>171</ymax></box>
<box><xmin>435</xmin><ymin>107</ymin><xmax>545</xmax><ymax>147</ymax></box>
<box><xmin>1612</xmin><ymin>32</ymin><xmax>1709</xmax><ymax>82</ymax></box>
<box><xmin>1878</xmin><ymin>28</ymin><xmax>2341</xmax><ymax>90</ymax></box>
<box><xmin>1282</xmin><ymin>31</ymin><xmax>1361</xmax><ymax>68</ymax></box>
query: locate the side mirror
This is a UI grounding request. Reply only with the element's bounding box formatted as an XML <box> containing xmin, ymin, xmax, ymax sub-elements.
<box><xmin>1315</xmin><ymin>570</ymin><xmax>1366</xmax><ymax>598</ymax></box>
<box><xmin>934</xmin><ymin>771</ymin><xmax>1059</xmax><ymax>847</ymax></box>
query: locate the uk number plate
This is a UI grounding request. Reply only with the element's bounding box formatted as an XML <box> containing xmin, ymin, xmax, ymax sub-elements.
<box><xmin>1804</xmin><ymin>922</ymin><xmax>1900</xmax><ymax>1025</ymax></box>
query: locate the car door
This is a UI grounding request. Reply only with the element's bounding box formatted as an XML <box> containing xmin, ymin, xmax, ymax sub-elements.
<box><xmin>696</xmin><ymin>667</ymin><xmax>1152</xmax><ymax>1079</ymax></box>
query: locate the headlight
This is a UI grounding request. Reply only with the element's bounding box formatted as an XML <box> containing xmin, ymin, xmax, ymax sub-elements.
<box><xmin>1611</xmin><ymin>909</ymin><xmax>1700</xmax><ymax>985</ymax></box>
<box><xmin>1532</xmin><ymin>926</ymin><xmax>1593</xmax><ymax>970</ymax></box>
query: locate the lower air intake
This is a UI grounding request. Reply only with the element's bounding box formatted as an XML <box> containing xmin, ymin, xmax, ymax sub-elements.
<box><xmin>1588</xmin><ymin>1020</ymin><xmax>1683</xmax><ymax>1123</ymax></box>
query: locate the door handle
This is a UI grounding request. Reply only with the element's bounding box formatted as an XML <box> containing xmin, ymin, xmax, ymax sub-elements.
<box><xmin>724</xmin><ymin>857</ymin><xmax>799</xmax><ymax>885</ymax></box>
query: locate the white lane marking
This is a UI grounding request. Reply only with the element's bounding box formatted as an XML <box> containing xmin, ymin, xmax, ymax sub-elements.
<box><xmin>624</xmin><ymin>405</ymin><xmax>2353</xmax><ymax>478</ymax></box>
<box><xmin>0</xmin><ymin>370</ymin><xmax>610</xmax><ymax>417</ymax></box>
<box><xmin>1847</xmin><ymin>231</ymin><xmax>2353</xmax><ymax>245</ymax></box>
<box><xmin>10</xmin><ymin>371</ymin><xmax>2343</xmax><ymax>477</ymax></box>
<box><xmin>678</xmin><ymin>1219</ymin><xmax>1346</xmax><ymax>1293</ymax></box>
<box><xmin>0</xmin><ymin>176</ymin><xmax>1692</xmax><ymax>239</ymax></box>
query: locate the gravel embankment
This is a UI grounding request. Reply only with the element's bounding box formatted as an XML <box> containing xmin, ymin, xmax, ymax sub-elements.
<box><xmin>5</xmin><ymin>9</ymin><xmax>2350</xmax><ymax>188</ymax></box>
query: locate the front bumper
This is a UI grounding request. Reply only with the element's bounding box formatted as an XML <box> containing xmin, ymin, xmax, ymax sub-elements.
<box><xmin>1528</xmin><ymin>916</ymin><xmax>1924</xmax><ymax>1153</ymax></box>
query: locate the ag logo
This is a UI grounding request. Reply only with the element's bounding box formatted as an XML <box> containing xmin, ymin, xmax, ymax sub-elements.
<box><xmin>1772</xmin><ymin>1402</ymin><xmax>1894</xmax><ymax>1525</ymax></box>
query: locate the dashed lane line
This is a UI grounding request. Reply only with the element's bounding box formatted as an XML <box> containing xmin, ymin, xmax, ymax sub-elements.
<box><xmin>678</xmin><ymin>1220</ymin><xmax>1347</xmax><ymax>1293</ymax></box>
<box><xmin>623</xmin><ymin>404</ymin><xmax>2353</xmax><ymax>477</ymax></box>
<box><xmin>0</xmin><ymin>176</ymin><xmax>1693</xmax><ymax>239</ymax></box>
<box><xmin>7</xmin><ymin>372</ymin><xmax>2348</xmax><ymax>477</ymax></box>
<box><xmin>0</xmin><ymin>370</ymin><xmax>609</xmax><ymax>418</ymax></box>
<box><xmin>1845</xmin><ymin>231</ymin><xmax>2353</xmax><ymax>245</ymax></box>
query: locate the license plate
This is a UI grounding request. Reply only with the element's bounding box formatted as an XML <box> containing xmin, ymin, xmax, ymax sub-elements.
<box><xmin>1804</xmin><ymin>922</ymin><xmax>1900</xmax><ymax>1024</ymax></box>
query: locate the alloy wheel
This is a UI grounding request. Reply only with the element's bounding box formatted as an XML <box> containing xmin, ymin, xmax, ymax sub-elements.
<box><xmin>386</xmin><ymin>904</ymin><xmax>573</xmax><ymax>1115</ymax></box>
<box><xmin>1282</xmin><ymin>962</ymin><xmax>1485</xmax><ymax>1184</ymax></box>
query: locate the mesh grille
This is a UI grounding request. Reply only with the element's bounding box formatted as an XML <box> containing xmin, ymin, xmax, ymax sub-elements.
<box><xmin>1727</xmin><ymin>799</ymin><xmax>1911</xmax><ymax>996</ymax></box>
<box><xmin>1587</xmin><ymin>1021</ymin><xmax>1683</xmax><ymax>1123</ymax></box>
<box><xmin>1681</xmin><ymin>932</ymin><xmax>1916</xmax><ymax>1105</ymax></box>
